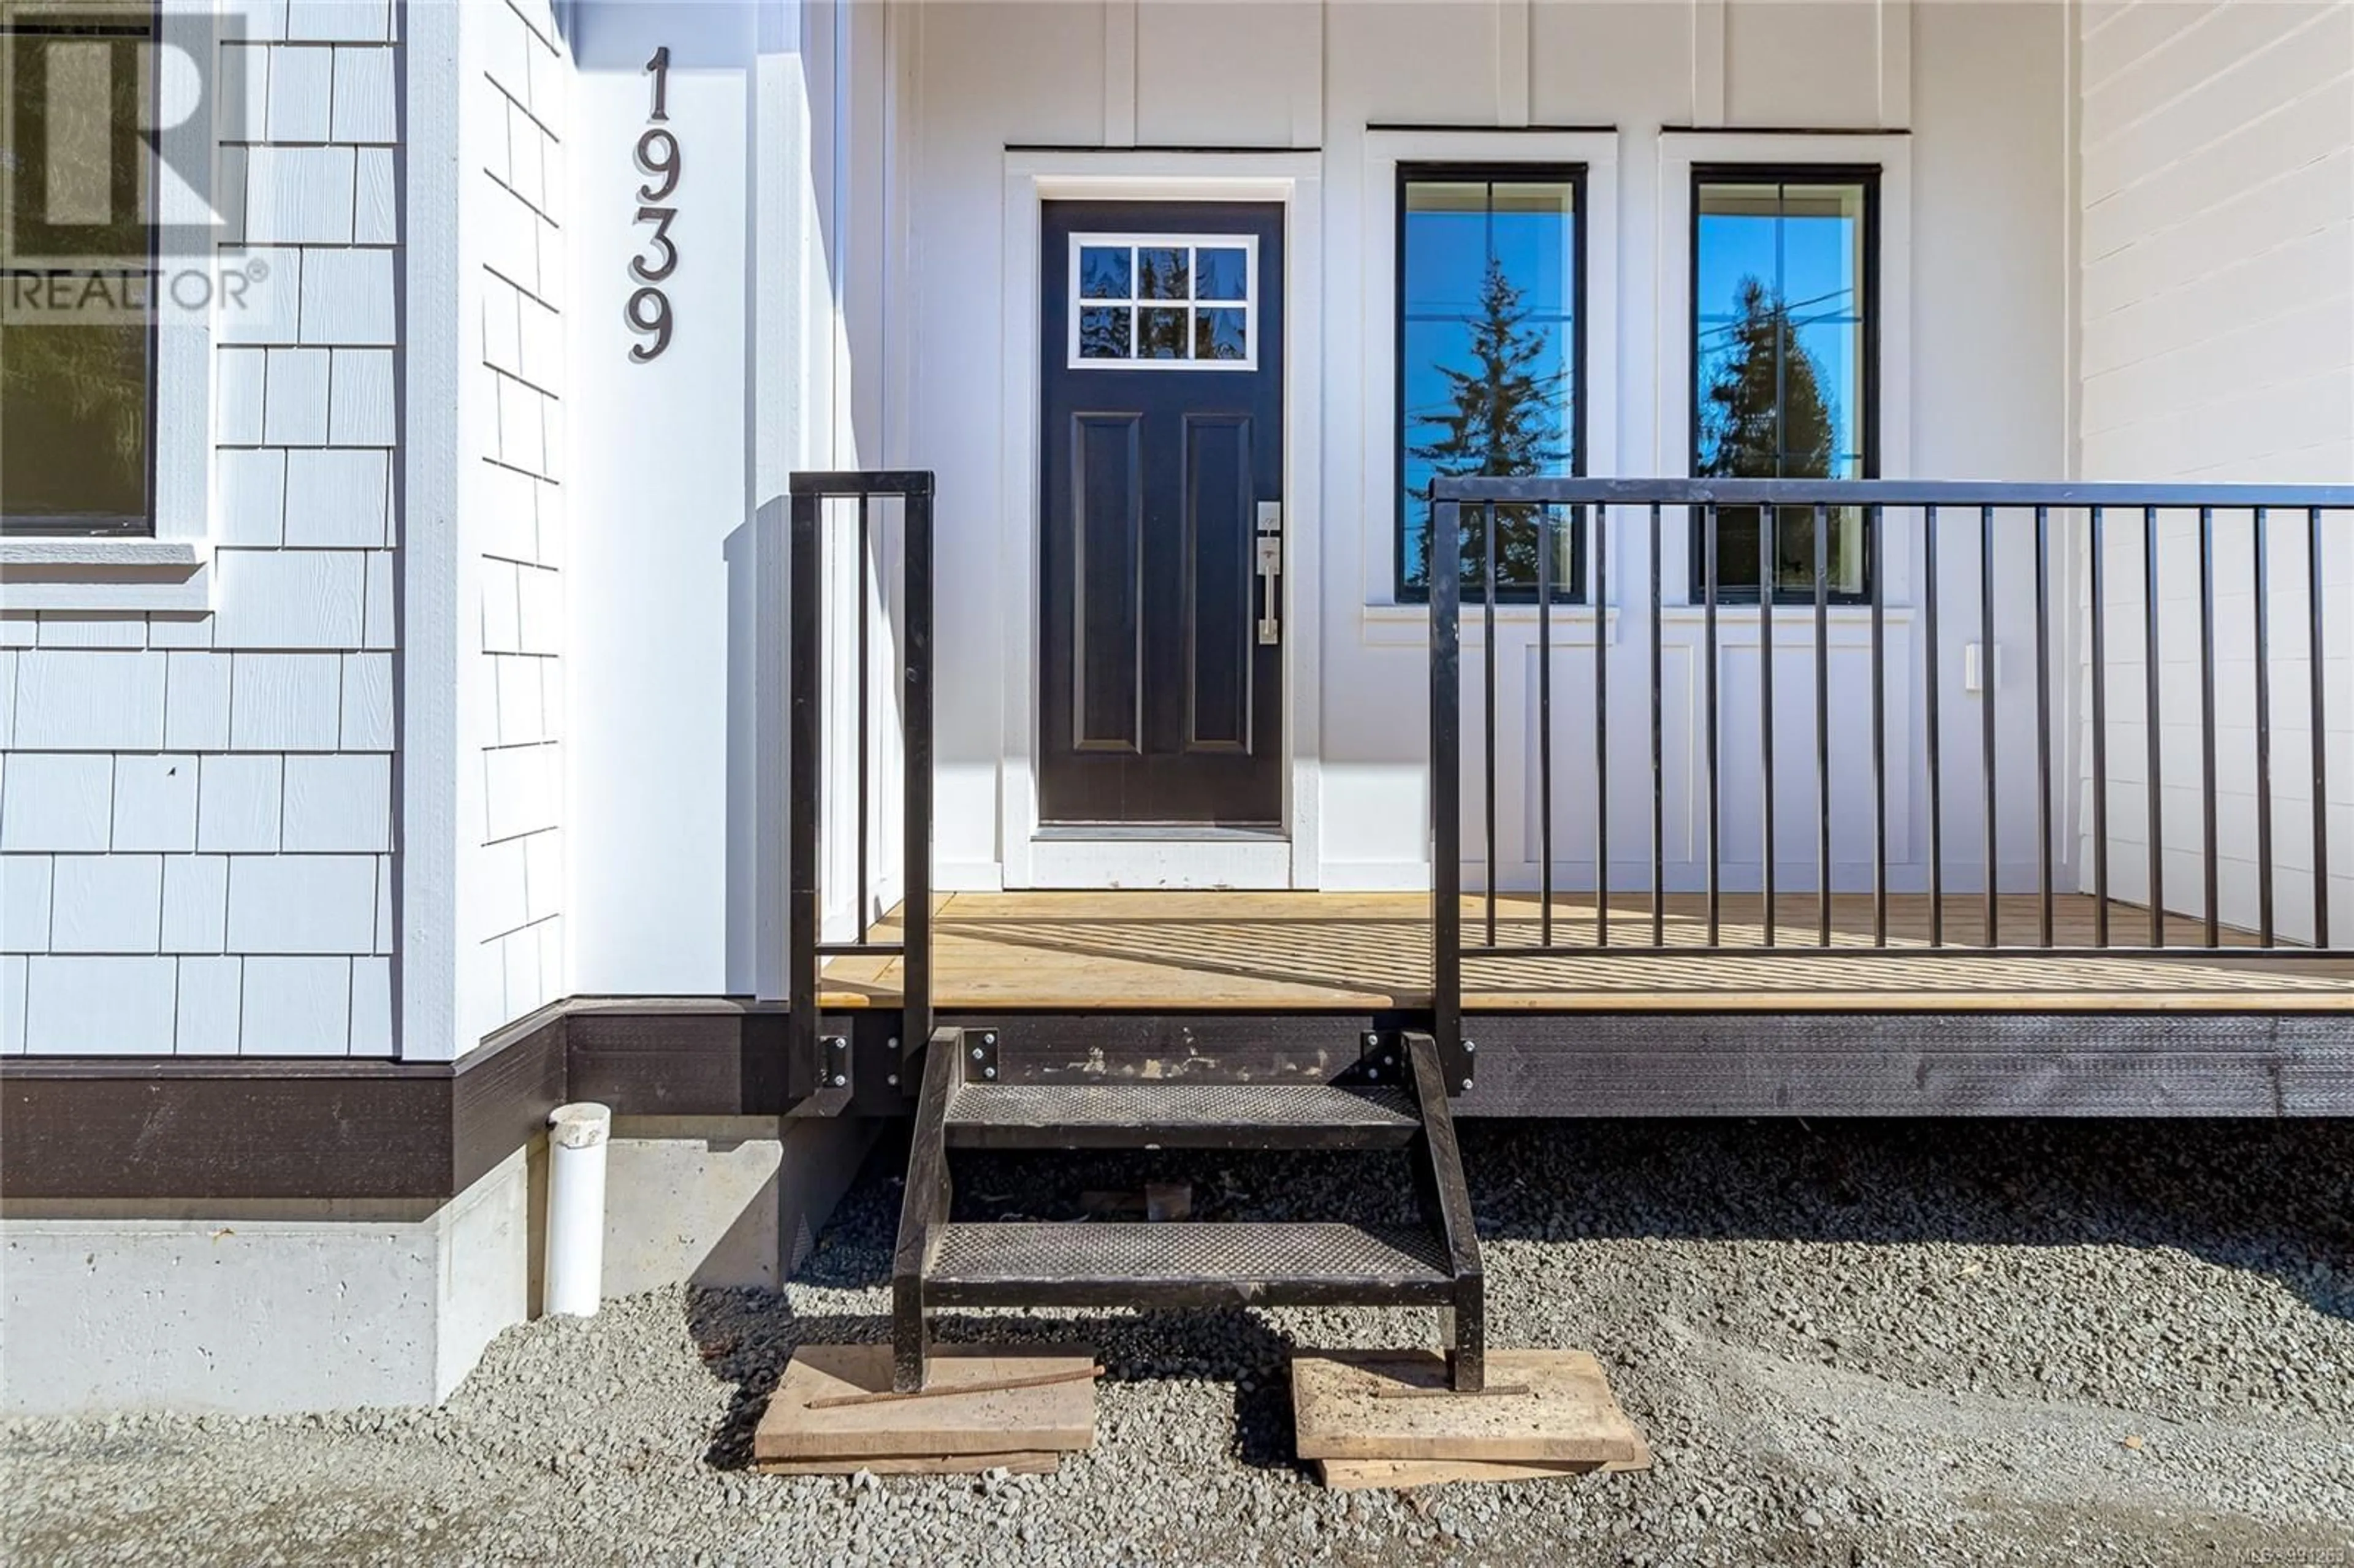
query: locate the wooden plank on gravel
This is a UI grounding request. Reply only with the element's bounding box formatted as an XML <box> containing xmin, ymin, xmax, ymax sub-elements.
<box><xmin>755</xmin><ymin>1451</ymin><xmax>1061</xmax><ymax>1477</ymax></box>
<box><xmin>1316</xmin><ymin>1442</ymin><xmax>1651</xmax><ymax>1490</ymax></box>
<box><xmin>753</xmin><ymin>1344</ymin><xmax>1097</xmax><ymax>1461</ymax></box>
<box><xmin>1292</xmin><ymin>1349</ymin><xmax>1646</xmax><ymax>1464</ymax></box>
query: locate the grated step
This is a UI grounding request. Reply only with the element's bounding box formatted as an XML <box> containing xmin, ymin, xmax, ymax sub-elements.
<box><xmin>923</xmin><ymin>1220</ymin><xmax>1457</xmax><ymax>1309</ymax></box>
<box><xmin>944</xmin><ymin>1081</ymin><xmax>1420</xmax><ymax>1150</ymax></box>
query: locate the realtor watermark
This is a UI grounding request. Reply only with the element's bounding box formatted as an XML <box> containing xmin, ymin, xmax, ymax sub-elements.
<box><xmin>1</xmin><ymin>0</ymin><xmax>283</xmax><ymax>327</ymax></box>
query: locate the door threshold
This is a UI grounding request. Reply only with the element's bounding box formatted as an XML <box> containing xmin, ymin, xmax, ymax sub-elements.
<box><xmin>1034</xmin><ymin>823</ymin><xmax>1287</xmax><ymax>843</ymax></box>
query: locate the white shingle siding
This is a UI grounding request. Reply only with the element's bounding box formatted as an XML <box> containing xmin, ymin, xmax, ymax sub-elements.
<box><xmin>299</xmin><ymin>248</ymin><xmax>397</xmax><ymax>345</ymax></box>
<box><xmin>2</xmin><ymin>756</ymin><xmax>113</xmax><ymax>851</ymax></box>
<box><xmin>2</xmin><ymin>955</ymin><xmax>26</xmax><ymax>1054</ymax></box>
<box><xmin>2</xmin><ymin>857</ymin><xmax>54</xmax><ymax>951</ymax></box>
<box><xmin>175</xmin><ymin>956</ymin><xmax>243</xmax><ymax>1054</ymax></box>
<box><xmin>228</xmin><ymin>652</ymin><xmax>344</xmax><ymax>748</ymax></box>
<box><xmin>196</xmin><ymin>755</ymin><xmax>283</xmax><ymax>853</ymax></box>
<box><xmin>22</xmin><ymin>956</ymin><xmax>178</xmax><ymax>1054</ymax></box>
<box><xmin>50</xmin><ymin>856</ymin><xmax>164</xmax><ymax>954</ymax></box>
<box><xmin>161</xmin><ymin>856</ymin><xmax>230</xmax><ymax>953</ymax></box>
<box><xmin>462</xmin><ymin>0</ymin><xmax>570</xmax><ymax>1044</ymax></box>
<box><xmin>14</xmin><ymin>652</ymin><xmax>166</xmax><ymax>750</ymax></box>
<box><xmin>262</xmin><ymin>348</ymin><xmax>331</xmax><ymax>444</ymax></box>
<box><xmin>227</xmin><ymin>855</ymin><xmax>378</xmax><ymax>954</ymax></box>
<box><xmin>331</xmin><ymin>47</ymin><xmax>397</xmax><ymax>142</ymax></box>
<box><xmin>239</xmin><ymin>954</ymin><xmax>352</xmax><ymax>1055</ymax></box>
<box><xmin>110</xmin><ymin>757</ymin><xmax>199</xmax><ymax>853</ymax></box>
<box><xmin>264</xmin><ymin>41</ymin><xmax>334</xmax><ymax>142</ymax></box>
<box><xmin>1</xmin><ymin>22</ymin><xmax>403</xmax><ymax>1056</ymax></box>
<box><xmin>165</xmin><ymin>652</ymin><xmax>233</xmax><ymax>750</ymax></box>
<box><xmin>283</xmin><ymin>755</ymin><xmax>391</xmax><ymax>851</ymax></box>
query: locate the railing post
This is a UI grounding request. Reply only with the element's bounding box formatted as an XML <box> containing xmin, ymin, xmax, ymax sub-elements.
<box><xmin>902</xmin><ymin>479</ymin><xmax>935</xmax><ymax>1057</ymax></box>
<box><xmin>787</xmin><ymin>482</ymin><xmax>823</xmax><ymax>1099</ymax></box>
<box><xmin>1430</xmin><ymin>497</ymin><xmax>1465</xmax><ymax>1091</ymax></box>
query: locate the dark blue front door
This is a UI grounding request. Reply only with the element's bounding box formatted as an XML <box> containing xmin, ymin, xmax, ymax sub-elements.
<box><xmin>1038</xmin><ymin>200</ymin><xmax>1285</xmax><ymax>827</ymax></box>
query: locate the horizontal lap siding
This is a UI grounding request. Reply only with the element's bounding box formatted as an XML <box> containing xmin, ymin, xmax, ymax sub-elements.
<box><xmin>1</xmin><ymin>2</ymin><xmax>400</xmax><ymax>1057</ymax></box>
<box><xmin>2075</xmin><ymin>1</ymin><xmax>2354</xmax><ymax>946</ymax></box>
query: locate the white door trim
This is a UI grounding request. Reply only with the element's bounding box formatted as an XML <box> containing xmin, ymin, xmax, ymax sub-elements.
<box><xmin>997</xmin><ymin>151</ymin><xmax>1324</xmax><ymax>891</ymax></box>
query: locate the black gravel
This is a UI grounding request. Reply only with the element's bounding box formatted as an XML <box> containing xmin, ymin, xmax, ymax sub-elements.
<box><xmin>6</xmin><ymin>1118</ymin><xmax>2352</xmax><ymax>1566</ymax></box>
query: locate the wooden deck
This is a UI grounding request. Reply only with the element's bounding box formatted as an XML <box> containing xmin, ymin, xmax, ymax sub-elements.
<box><xmin>818</xmin><ymin>892</ymin><xmax>2354</xmax><ymax>1013</ymax></box>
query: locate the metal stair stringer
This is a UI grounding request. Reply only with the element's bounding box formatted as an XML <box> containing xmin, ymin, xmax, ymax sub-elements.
<box><xmin>887</xmin><ymin>1024</ymin><xmax>1486</xmax><ymax>1395</ymax></box>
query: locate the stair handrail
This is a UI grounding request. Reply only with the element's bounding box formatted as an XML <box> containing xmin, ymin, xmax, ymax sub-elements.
<box><xmin>787</xmin><ymin>471</ymin><xmax>935</xmax><ymax>1099</ymax></box>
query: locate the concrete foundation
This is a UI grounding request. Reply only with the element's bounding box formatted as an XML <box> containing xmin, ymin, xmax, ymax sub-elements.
<box><xmin>1</xmin><ymin>1146</ymin><xmax>535</xmax><ymax>1417</ymax></box>
<box><xmin>603</xmin><ymin>1113</ymin><xmax>878</xmax><ymax>1294</ymax></box>
<box><xmin>1</xmin><ymin>1114</ymin><xmax>880</xmax><ymax>1416</ymax></box>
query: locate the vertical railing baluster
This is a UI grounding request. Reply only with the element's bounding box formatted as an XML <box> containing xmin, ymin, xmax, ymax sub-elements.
<box><xmin>1814</xmin><ymin>502</ymin><xmax>1833</xmax><ymax>948</ymax></box>
<box><xmin>1591</xmin><ymin>504</ymin><xmax>1607</xmax><ymax>948</ymax></box>
<box><xmin>856</xmin><ymin>495</ymin><xmax>872</xmax><ymax>934</ymax></box>
<box><xmin>1925</xmin><ymin>504</ymin><xmax>1945</xmax><ymax>946</ymax></box>
<box><xmin>2310</xmin><ymin>506</ymin><xmax>2333</xmax><ymax>949</ymax></box>
<box><xmin>1870</xmin><ymin>504</ymin><xmax>1888</xmax><ymax>947</ymax></box>
<box><xmin>1760</xmin><ymin>509</ymin><xmax>1778</xmax><ymax>947</ymax></box>
<box><xmin>2253</xmin><ymin>508</ymin><xmax>2276</xmax><ymax>946</ymax></box>
<box><xmin>2198</xmin><ymin>506</ymin><xmax>2220</xmax><ymax>948</ymax></box>
<box><xmin>2090</xmin><ymin>506</ymin><xmax>2112</xmax><ymax>948</ymax></box>
<box><xmin>1431</xmin><ymin>498</ymin><xmax>1463</xmax><ymax>1071</ymax></box>
<box><xmin>1538</xmin><ymin>505</ymin><xmax>1555</xmax><ymax>949</ymax></box>
<box><xmin>1650</xmin><ymin>504</ymin><xmax>1667</xmax><ymax>948</ymax></box>
<box><xmin>1484</xmin><ymin>504</ymin><xmax>1499</xmax><ymax>949</ymax></box>
<box><xmin>1979</xmin><ymin>504</ymin><xmax>1999</xmax><ymax>948</ymax></box>
<box><xmin>2144</xmin><ymin>505</ymin><xmax>2165</xmax><ymax>948</ymax></box>
<box><xmin>2033</xmin><ymin>506</ymin><xmax>2055</xmax><ymax>949</ymax></box>
<box><xmin>1705</xmin><ymin>504</ymin><xmax>1723</xmax><ymax>947</ymax></box>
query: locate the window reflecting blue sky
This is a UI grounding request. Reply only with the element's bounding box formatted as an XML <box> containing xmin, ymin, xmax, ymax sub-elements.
<box><xmin>1400</xmin><ymin>178</ymin><xmax>1577</xmax><ymax>594</ymax></box>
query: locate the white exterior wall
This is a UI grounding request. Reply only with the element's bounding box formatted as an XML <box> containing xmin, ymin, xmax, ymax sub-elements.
<box><xmin>565</xmin><ymin>0</ymin><xmax>888</xmax><ymax>997</ymax></box>
<box><xmin>1</xmin><ymin>0</ymin><xmax>400</xmax><ymax>1056</ymax></box>
<box><xmin>462</xmin><ymin>0</ymin><xmax>571</xmax><ymax>1045</ymax></box>
<box><xmin>899</xmin><ymin>0</ymin><xmax>2070</xmax><ymax>895</ymax></box>
<box><xmin>2075</xmin><ymin>0</ymin><xmax>2353</xmax><ymax>940</ymax></box>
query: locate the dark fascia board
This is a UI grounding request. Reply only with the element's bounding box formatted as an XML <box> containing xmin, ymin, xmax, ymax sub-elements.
<box><xmin>6</xmin><ymin>1002</ymin><xmax>2346</xmax><ymax>1201</ymax></box>
<box><xmin>0</xmin><ymin>999</ymin><xmax>760</xmax><ymax>1203</ymax></box>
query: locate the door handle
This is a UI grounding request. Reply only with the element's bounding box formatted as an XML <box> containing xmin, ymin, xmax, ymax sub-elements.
<box><xmin>1255</xmin><ymin>501</ymin><xmax>1282</xmax><ymax>645</ymax></box>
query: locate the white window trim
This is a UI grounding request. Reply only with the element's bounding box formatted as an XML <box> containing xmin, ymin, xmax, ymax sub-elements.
<box><xmin>1654</xmin><ymin>131</ymin><xmax>1913</xmax><ymax>612</ymax></box>
<box><xmin>1355</xmin><ymin>129</ymin><xmax>1621</xmax><ymax>612</ymax></box>
<box><xmin>2</xmin><ymin>0</ymin><xmax>218</xmax><ymax>612</ymax></box>
<box><xmin>1065</xmin><ymin>232</ymin><xmax>1260</xmax><ymax>371</ymax></box>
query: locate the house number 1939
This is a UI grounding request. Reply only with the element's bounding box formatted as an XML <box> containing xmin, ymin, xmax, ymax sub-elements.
<box><xmin>627</xmin><ymin>46</ymin><xmax>677</xmax><ymax>362</ymax></box>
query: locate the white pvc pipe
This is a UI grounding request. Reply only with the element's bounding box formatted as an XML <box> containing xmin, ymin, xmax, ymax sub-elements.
<box><xmin>544</xmin><ymin>1103</ymin><xmax>612</xmax><ymax>1317</ymax></box>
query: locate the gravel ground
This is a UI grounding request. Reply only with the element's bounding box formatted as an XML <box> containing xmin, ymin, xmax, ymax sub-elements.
<box><xmin>7</xmin><ymin>1118</ymin><xmax>2353</xmax><ymax>1567</ymax></box>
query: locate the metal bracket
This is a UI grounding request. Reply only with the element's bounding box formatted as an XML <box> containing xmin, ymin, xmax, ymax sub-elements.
<box><xmin>1357</xmin><ymin>1029</ymin><xmax>1403</xmax><ymax>1086</ymax></box>
<box><xmin>1428</xmin><ymin>1028</ymin><xmax>1475</xmax><ymax>1097</ymax></box>
<box><xmin>822</xmin><ymin>1027</ymin><xmax>853</xmax><ymax>1090</ymax></box>
<box><xmin>962</xmin><ymin>1027</ymin><xmax>999</xmax><ymax>1084</ymax></box>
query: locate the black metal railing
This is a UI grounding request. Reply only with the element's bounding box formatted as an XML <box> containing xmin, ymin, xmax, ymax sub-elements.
<box><xmin>789</xmin><ymin>471</ymin><xmax>934</xmax><ymax>1095</ymax></box>
<box><xmin>1428</xmin><ymin>478</ymin><xmax>2353</xmax><ymax>1077</ymax></box>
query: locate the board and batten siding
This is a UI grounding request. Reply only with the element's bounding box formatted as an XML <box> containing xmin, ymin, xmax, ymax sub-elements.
<box><xmin>1</xmin><ymin>0</ymin><xmax>400</xmax><ymax>1057</ymax></box>
<box><xmin>2075</xmin><ymin>0</ymin><xmax>2354</xmax><ymax>943</ymax></box>
<box><xmin>461</xmin><ymin>0</ymin><xmax>570</xmax><ymax>1048</ymax></box>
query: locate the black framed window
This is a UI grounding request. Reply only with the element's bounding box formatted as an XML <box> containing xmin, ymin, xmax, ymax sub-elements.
<box><xmin>1396</xmin><ymin>164</ymin><xmax>1585</xmax><ymax>603</ymax></box>
<box><xmin>1</xmin><ymin>6</ymin><xmax>158</xmax><ymax>536</ymax></box>
<box><xmin>1690</xmin><ymin>168</ymin><xmax>1877</xmax><ymax>602</ymax></box>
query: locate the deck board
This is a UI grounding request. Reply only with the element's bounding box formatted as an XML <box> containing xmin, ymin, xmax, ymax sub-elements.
<box><xmin>818</xmin><ymin>892</ymin><xmax>2354</xmax><ymax>1013</ymax></box>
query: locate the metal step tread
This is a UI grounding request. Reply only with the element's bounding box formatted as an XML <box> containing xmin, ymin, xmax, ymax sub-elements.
<box><xmin>924</xmin><ymin>1220</ymin><xmax>1456</xmax><ymax>1304</ymax></box>
<box><xmin>943</xmin><ymin>1081</ymin><xmax>1420</xmax><ymax>1146</ymax></box>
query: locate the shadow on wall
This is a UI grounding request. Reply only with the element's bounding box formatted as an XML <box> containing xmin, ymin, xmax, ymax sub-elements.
<box><xmin>562</xmin><ymin>0</ymin><xmax>863</xmax><ymax>997</ymax></box>
<box><xmin>677</xmin><ymin>1117</ymin><xmax>2354</xmax><ymax>1471</ymax></box>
